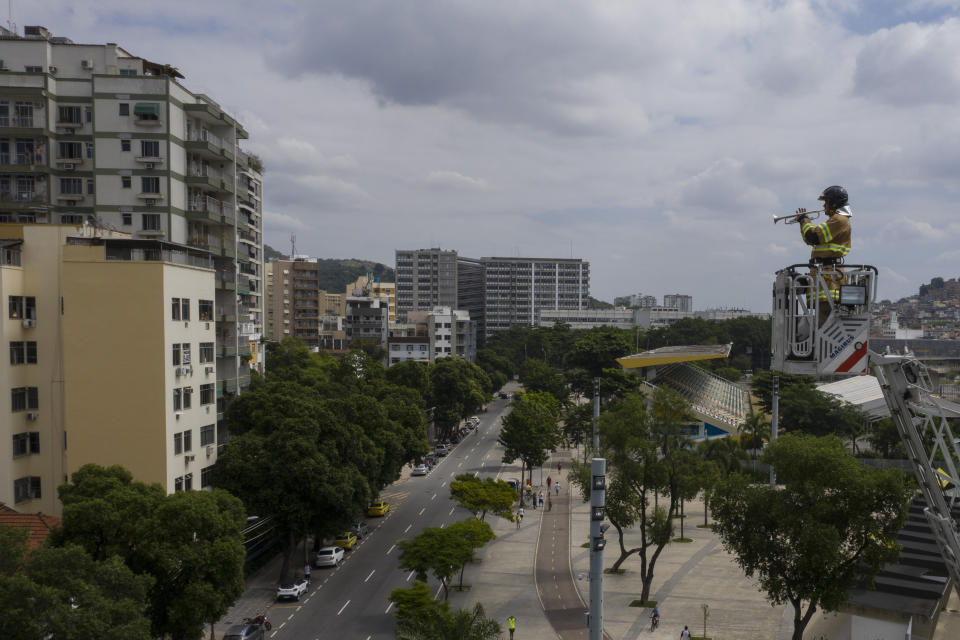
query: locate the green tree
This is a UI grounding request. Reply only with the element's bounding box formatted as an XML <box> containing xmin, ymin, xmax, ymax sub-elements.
<box><xmin>429</xmin><ymin>358</ymin><xmax>490</xmax><ymax>441</ymax></box>
<box><xmin>519</xmin><ymin>358</ymin><xmax>567</xmax><ymax>403</ymax></box>
<box><xmin>565</xmin><ymin>331</ymin><xmax>633</xmax><ymax>378</ymax></box>
<box><xmin>449</xmin><ymin>475</ymin><xmax>517</xmax><ymax>521</ymax></box>
<box><xmin>868</xmin><ymin>418</ymin><xmax>906</xmax><ymax>459</ymax></box>
<box><xmin>388</xmin><ymin>580</ymin><xmax>445</xmax><ymax>621</ymax></box>
<box><xmin>739</xmin><ymin>412</ymin><xmax>769</xmax><ymax>460</ymax></box>
<box><xmin>397</xmin><ymin>526</ymin><xmax>474</xmax><ymax>601</ymax></box>
<box><xmin>396</xmin><ymin>602</ymin><xmax>501</xmax><ymax>640</ymax></box>
<box><xmin>749</xmin><ymin>370</ymin><xmax>815</xmax><ymax>415</ymax></box>
<box><xmin>51</xmin><ymin>465</ymin><xmax>246</xmax><ymax>640</ymax></box>
<box><xmin>710</xmin><ymin>434</ymin><xmax>912</xmax><ymax>640</ymax></box>
<box><xmin>498</xmin><ymin>391</ymin><xmax>561</xmax><ymax>504</ymax></box>
<box><xmin>778</xmin><ymin>386</ymin><xmax>862</xmax><ymax>440</ymax></box>
<box><xmin>446</xmin><ymin>518</ymin><xmax>496</xmax><ymax>589</ymax></box>
<box><xmin>385</xmin><ymin>359</ymin><xmax>431</xmax><ymax>399</ymax></box>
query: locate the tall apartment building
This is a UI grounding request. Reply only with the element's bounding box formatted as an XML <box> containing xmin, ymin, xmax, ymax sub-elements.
<box><xmin>0</xmin><ymin>26</ymin><xmax>265</xmax><ymax>417</ymax></box>
<box><xmin>2</xmin><ymin>223</ymin><xmax>221</xmax><ymax>514</ymax></box>
<box><xmin>663</xmin><ymin>294</ymin><xmax>693</xmax><ymax>313</ymax></box>
<box><xmin>615</xmin><ymin>293</ymin><xmax>658</xmax><ymax>308</ymax></box>
<box><xmin>395</xmin><ymin>248</ymin><xmax>458</xmax><ymax>321</ymax></box>
<box><xmin>386</xmin><ymin>307</ymin><xmax>475</xmax><ymax>366</ymax></box>
<box><xmin>269</xmin><ymin>256</ymin><xmax>348</xmax><ymax>348</ymax></box>
<box><xmin>482</xmin><ymin>257</ymin><xmax>589</xmax><ymax>336</ymax></box>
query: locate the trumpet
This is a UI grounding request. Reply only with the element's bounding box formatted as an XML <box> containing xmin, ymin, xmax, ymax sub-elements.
<box><xmin>773</xmin><ymin>209</ymin><xmax>823</xmax><ymax>225</ymax></box>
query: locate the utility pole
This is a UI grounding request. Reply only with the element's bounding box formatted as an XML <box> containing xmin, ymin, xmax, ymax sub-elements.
<box><xmin>770</xmin><ymin>375</ymin><xmax>779</xmax><ymax>486</ymax></box>
<box><xmin>587</xmin><ymin>378</ymin><xmax>607</xmax><ymax>640</ymax></box>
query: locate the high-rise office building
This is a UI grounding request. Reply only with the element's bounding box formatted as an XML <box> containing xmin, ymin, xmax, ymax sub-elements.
<box><xmin>663</xmin><ymin>294</ymin><xmax>693</xmax><ymax>313</ymax></box>
<box><xmin>482</xmin><ymin>257</ymin><xmax>589</xmax><ymax>336</ymax></box>
<box><xmin>395</xmin><ymin>248</ymin><xmax>458</xmax><ymax>321</ymax></box>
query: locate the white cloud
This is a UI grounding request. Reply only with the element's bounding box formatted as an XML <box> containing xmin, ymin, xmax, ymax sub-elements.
<box><xmin>425</xmin><ymin>170</ymin><xmax>489</xmax><ymax>191</ymax></box>
<box><xmin>263</xmin><ymin>210</ymin><xmax>307</xmax><ymax>231</ymax></box>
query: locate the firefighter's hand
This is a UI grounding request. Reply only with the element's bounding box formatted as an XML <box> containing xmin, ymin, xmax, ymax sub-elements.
<box><xmin>795</xmin><ymin>207</ymin><xmax>808</xmax><ymax>223</ymax></box>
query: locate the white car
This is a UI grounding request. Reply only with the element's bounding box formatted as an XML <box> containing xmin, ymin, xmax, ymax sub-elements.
<box><xmin>314</xmin><ymin>546</ymin><xmax>345</xmax><ymax>568</ymax></box>
<box><xmin>411</xmin><ymin>464</ymin><xmax>428</xmax><ymax>476</ymax></box>
<box><xmin>276</xmin><ymin>577</ymin><xmax>308</xmax><ymax>601</ymax></box>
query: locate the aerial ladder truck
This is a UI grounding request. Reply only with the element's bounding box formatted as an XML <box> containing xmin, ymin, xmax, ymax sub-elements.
<box><xmin>771</xmin><ymin>261</ymin><xmax>960</xmax><ymax>599</ymax></box>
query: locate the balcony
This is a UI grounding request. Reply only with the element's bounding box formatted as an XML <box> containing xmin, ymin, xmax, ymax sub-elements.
<box><xmin>187</xmin><ymin>195</ymin><xmax>234</xmax><ymax>225</ymax></box>
<box><xmin>0</xmin><ymin>151</ymin><xmax>44</xmax><ymax>169</ymax></box>
<box><xmin>0</xmin><ymin>115</ymin><xmax>42</xmax><ymax>130</ymax></box>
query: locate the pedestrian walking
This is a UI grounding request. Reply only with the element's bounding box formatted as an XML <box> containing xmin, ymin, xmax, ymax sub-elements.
<box><xmin>555</xmin><ymin>481</ymin><xmax>561</xmax><ymax>495</ymax></box>
<box><xmin>304</xmin><ymin>563</ymin><xmax>311</xmax><ymax>583</ymax></box>
<box><xmin>516</xmin><ymin>508</ymin><xmax>524</xmax><ymax>528</ymax></box>
<box><xmin>539</xmin><ymin>492</ymin><xmax>544</xmax><ymax>508</ymax></box>
<box><xmin>507</xmin><ymin>615</ymin><xmax>517</xmax><ymax>639</ymax></box>
<box><xmin>531</xmin><ymin>493</ymin><xmax>536</xmax><ymax>510</ymax></box>
<box><xmin>548</xmin><ymin>496</ymin><xmax>552</xmax><ymax>511</ymax></box>
<box><xmin>681</xmin><ymin>625</ymin><xmax>691</xmax><ymax>640</ymax></box>
<box><xmin>547</xmin><ymin>476</ymin><xmax>552</xmax><ymax>489</ymax></box>
<box><xmin>558</xmin><ymin>462</ymin><xmax>562</xmax><ymax>474</ymax></box>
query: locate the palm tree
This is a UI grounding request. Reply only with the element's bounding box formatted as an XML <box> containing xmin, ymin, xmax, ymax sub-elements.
<box><xmin>396</xmin><ymin>603</ymin><xmax>502</xmax><ymax>640</ymax></box>
<box><xmin>699</xmin><ymin>436</ymin><xmax>748</xmax><ymax>475</ymax></box>
<box><xmin>739</xmin><ymin>412</ymin><xmax>769</xmax><ymax>461</ymax></box>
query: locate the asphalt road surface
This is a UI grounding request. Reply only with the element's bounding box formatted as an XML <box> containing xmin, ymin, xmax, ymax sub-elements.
<box><xmin>265</xmin><ymin>390</ymin><xmax>516</xmax><ymax>640</ymax></box>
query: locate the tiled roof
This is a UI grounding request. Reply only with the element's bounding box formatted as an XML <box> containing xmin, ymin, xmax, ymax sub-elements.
<box><xmin>0</xmin><ymin>506</ymin><xmax>61</xmax><ymax>551</ymax></box>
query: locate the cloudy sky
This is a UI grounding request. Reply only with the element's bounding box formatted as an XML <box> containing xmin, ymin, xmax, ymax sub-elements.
<box><xmin>24</xmin><ymin>0</ymin><xmax>960</xmax><ymax>310</ymax></box>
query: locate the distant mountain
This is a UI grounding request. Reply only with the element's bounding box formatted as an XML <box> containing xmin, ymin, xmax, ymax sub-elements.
<box><xmin>263</xmin><ymin>245</ymin><xmax>395</xmax><ymax>292</ymax></box>
<box><xmin>586</xmin><ymin>296</ymin><xmax>614</xmax><ymax>309</ymax></box>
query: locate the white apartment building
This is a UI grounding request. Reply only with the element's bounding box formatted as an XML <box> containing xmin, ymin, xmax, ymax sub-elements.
<box><xmin>428</xmin><ymin>306</ymin><xmax>476</xmax><ymax>362</ymax></box>
<box><xmin>0</xmin><ymin>26</ymin><xmax>264</xmax><ymax>448</ymax></box>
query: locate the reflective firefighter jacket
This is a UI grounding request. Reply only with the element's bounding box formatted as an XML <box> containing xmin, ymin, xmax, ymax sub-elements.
<box><xmin>800</xmin><ymin>213</ymin><xmax>851</xmax><ymax>260</ymax></box>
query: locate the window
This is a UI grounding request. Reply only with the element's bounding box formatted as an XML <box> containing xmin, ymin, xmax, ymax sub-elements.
<box><xmin>121</xmin><ymin>138</ymin><xmax>131</xmax><ymax>151</ymax></box>
<box><xmin>85</xmin><ymin>142</ymin><xmax>94</xmax><ymax>159</ymax></box>
<box><xmin>174</xmin><ymin>476</ymin><xmax>183</xmax><ymax>492</ymax></box>
<box><xmin>24</xmin><ymin>66</ymin><xmax>42</xmax><ymax>74</ymax></box>
<box><xmin>171</xmin><ymin>298</ymin><xmax>181</xmax><ymax>321</ymax></box>
<box><xmin>181</xmin><ymin>299</ymin><xmax>190</xmax><ymax>321</ymax></box>
<box><xmin>172</xmin><ymin>343</ymin><xmax>181</xmax><ymax>366</ymax></box>
<box><xmin>174</xmin><ymin>432</ymin><xmax>183</xmax><ymax>454</ymax></box>
<box><xmin>141</xmin><ymin>140</ymin><xmax>160</xmax><ymax>158</ymax></box>
<box><xmin>173</xmin><ymin>388</ymin><xmax>182</xmax><ymax>412</ymax></box>
<box><xmin>183</xmin><ymin>387</ymin><xmax>192</xmax><ymax>410</ymax></box>
<box><xmin>119</xmin><ymin>103</ymin><xmax>129</xmax><ymax>116</ymax></box>
<box><xmin>201</xmin><ymin>466</ymin><xmax>213</xmax><ymax>488</ymax></box>
<box><xmin>181</xmin><ymin>344</ymin><xmax>191</xmax><ymax>364</ymax></box>
<box><xmin>200</xmin><ymin>424</ymin><xmax>215</xmax><ymax>446</ymax></box>
<box><xmin>13</xmin><ymin>432</ymin><xmax>39</xmax><ymax>457</ymax></box>
<box><xmin>184</xmin><ymin>473</ymin><xmax>193</xmax><ymax>491</ymax></box>
<box><xmin>200</xmin><ymin>384</ymin><xmax>214</xmax><ymax>405</ymax></box>
<box><xmin>142</xmin><ymin>214</ymin><xmax>160</xmax><ymax>231</ymax></box>
<box><xmin>140</xmin><ymin>177</ymin><xmax>160</xmax><ymax>193</ymax></box>
<box><xmin>86</xmin><ymin>179</ymin><xmax>95</xmax><ymax>195</ymax></box>
<box><xmin>119</xmin><ymin>69</ymin><xmax>137</xmax><ymax>76</ymax></box>
<box><xmin>8</xmin><ymin>296</ymin><xmax>36</xmax><ymax>320</ymax></box>
<box><xmin>57</xmin><ymin>106</ymin><xmax>82</xmax><ymax>124</ymax></box>
<box><xmin>121</xmin><ymin>176</ymin><xmax>131</xmax><ymax>189</ymax></box>
<box><xmin>122</xmin><ymin>212</ymin><xmax>132</xmax><ymax>225</ymax></box>
<box><xmin>61</xmin><ymin>214</ymin><xmax>83</xmax><ymax>224</ymax></box>
<box><xmin>13</xmin><ymin>477</ymin><xmax>41</xmax><ymax>503</ymax></box>
<box><xmin>84</xmin><ymin>107</ymin><xmax>92</xmax><ymax>123</ymax></box>
<box><xmin>134</xmin><ymin>103</ymin><xmax>160</xmax><ymax>121</ymax></box>
<box><xmin>11</xmin><ymin>387</ymin><xmax>38</xmax><ymax>412</ymax></box>
<box><xmin>58</xmin><ymin>142</ymin><xmax>82</xmax><ymax>158</ymax></box>
<box><xmin>60</xmin><ymin>177</ymin><xmax>83</xmax><ymax>195</ymax></box>
<box><xmin>199</xmin><ymin>342</ymin><xmax>214</xmax><ymax>363</ymax></box>
<box><xmin>199</xmin><ymin>299</ymin><xmax>213</xmax><ymax>321</ymax></box>
<box><xmin>183</xmin><ymin>429</ymin><xmax>192</xmax><ymax>452</ymax></box>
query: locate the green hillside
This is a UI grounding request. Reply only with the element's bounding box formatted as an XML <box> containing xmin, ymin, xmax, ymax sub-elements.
<box><xmin>264</xmin><ymin>245</ymin><xmax>395</xmax><ymax>292</ymax></box>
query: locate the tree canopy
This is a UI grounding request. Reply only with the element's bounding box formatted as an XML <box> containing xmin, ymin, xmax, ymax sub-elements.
<box><xmin>498</xmin><ymin>390</ymin><xmax>561</xmax><ymax>502</ymax></box>
<box><xmin>710</xmin><ymin>434</ymin><xmax>912</xmax><ymax>640</ymax></box>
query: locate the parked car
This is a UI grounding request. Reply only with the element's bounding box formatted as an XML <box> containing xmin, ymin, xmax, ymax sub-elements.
<box><xmin>424</xmin><ymin>454</ymin><xmax>438</xmax><ymax>467</ymax></box>
<box><xmin>435</xmin><ymin>444</ymin><xmax>450</xmax><ymax>456</ymax></box>
<box><xmin>276</xmin><ymin>577</ymin><xmax>308</xmax><ymax>601</ymax></box>
<box><xmin>351</xmin><ymin>522</ymin><xmax>369</xmax><ymax>539</ymax></box>
<box><xmin>506</xmin><ymin>478</ymin><xmax>521</xmax><ymax>491</ymax></box>
<box><xmin>498</xmin><ymin>391</ymin><xmax>510</xmax><ymax>399</ymax></box>
<box><xmin>411</xmin><ymin>464</ymin><xmax>429</xmax><ymax>476</ymax></box>
<box><xmin>314</xmin><ymin>546</ymin><xmax>344</xmax><ymax>568</ymax></box>
<box><xmin>334</xmin><ymin>531</ymin><xmax>358</xmax><ymax>550</ymax></box>
<box><xmin>468</xmin><ymin>416</ymin><xmax>480</xmax><ymax>425</ymax></box>
<box><xmin>223</xmin><ymin>623</ymin><xmax>264</xmax><ymax>640</ymax></box>
<box><xmin>368</xmin><ymin>499</ymin><xmax>389</xmax><ymax>517</ymax></box>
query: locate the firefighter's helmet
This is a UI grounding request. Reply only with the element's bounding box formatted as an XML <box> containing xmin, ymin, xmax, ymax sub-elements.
<box><xmin>818</xmin><ymin>185</ymin><xmax>849</xmax><ymax>209</ymax></box>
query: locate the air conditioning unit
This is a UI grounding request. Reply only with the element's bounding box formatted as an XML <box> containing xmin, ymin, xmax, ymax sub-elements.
<box><xmin>62</xmin><ymin>163</ymin><xmax>75</xmax><ymax>171</ymax></box>
<box><xmin>81</xmin><ymin>59</ymin><xmax>93</xmax><ymax>69</ymax></box>
<box><xmin>205</xmin><ymin>366</ymin><xmax>214</xmax><ymax>375</ymax></box>
<box><xmin>22</xmin><ymin>319</ymin><xmax>34</xmax><ymax>329</ymax></box>
<box><xmin>180</xmin><ymin>366</ymin><xmax>191</xmax><ymax>376</ymax></box>
<box><xmin>48</xmin><ymin>65</ymin><xmax>57</xmax><ymax>74</ymax></box>
<box><xmin>26</xmin><ymin>412</ymin><xmax>38</xmax><ymax>421</ymax></box>
<box><xmin>184</xmin><ymin>454</ymin><xmax>195</xmax><ymax>463</ymax></box>
<box><xmin>206</xmin><ymin>445</ymin><xmax>214</xmax><ymax>456</ymax></box>
<box><xmin>144</xmin><ymin>162</ymin><xmax>154</xmax><ymax>169</ymax></box>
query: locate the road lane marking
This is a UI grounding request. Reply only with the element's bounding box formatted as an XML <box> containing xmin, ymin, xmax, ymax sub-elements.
<box><xmin>337</xmin><ymin>600</ymin><xmax>350</xmax><ymax>615</ymax></box>
<box><xmin>474</xmin><ymin>471</ymin><xmax>479</xmax><ymax>477</ymax></box>
<box><xmin>457</xmin><ymin>462</ymin><xmax>462</xmax><ymax>468</ymax></box>
<box><xmin>441</xmin><ymin>481</ymin><xmax>447</xmax><ymax>488</ymax></box>
<box><xmin>418</xmin><ymin>508</ymin><xmax>425</xmax><ymax>516</ymax></box>
<box><xmin>364</xmin><ymin>570</ymin><xmax>375</xmax><ymax>582</ymax></box>
<box><xmin>431</xmin><ymin>493</ymin><xmax>437</xmax><ymax>500</ymax></box>
<box><xmin>386</xmin><ymin>544</ymin><xmax>395</xmax><ymax>555</ymax></box>
<box><xmin>384</xmin><ymin>603</ymin><xmax>394</xmax><ymax>615</ymax></box>
<box><xmin>407</xmin><ymin>570</ymin><xmax>415</xmax><ymax>582</ymax></box>
<box><xmin>404</xmin><ymin>524</ymin><xmax>411</xmax><ymax>533</ymax></box>
<box><xmin>449</xmin><ymin>507</ymin><xmax>455</xmax><ymax>515</ymax></box>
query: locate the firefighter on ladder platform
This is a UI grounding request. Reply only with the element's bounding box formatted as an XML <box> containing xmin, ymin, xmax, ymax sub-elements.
<box><xmin>796</xmin><ymin>185</ymin><xmax>852</xmax><ymax>326</ymax></box>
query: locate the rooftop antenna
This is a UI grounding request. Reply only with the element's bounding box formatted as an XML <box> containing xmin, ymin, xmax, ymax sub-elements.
<box><xmin>290</xmin><ymin>233</ymin><xmax>296</xmax><ymax>258</ymax></box>
<box><xmin>7</xmin><ymin>0</ymin><xmax>15</xmax><ymax>33</ymax></box>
